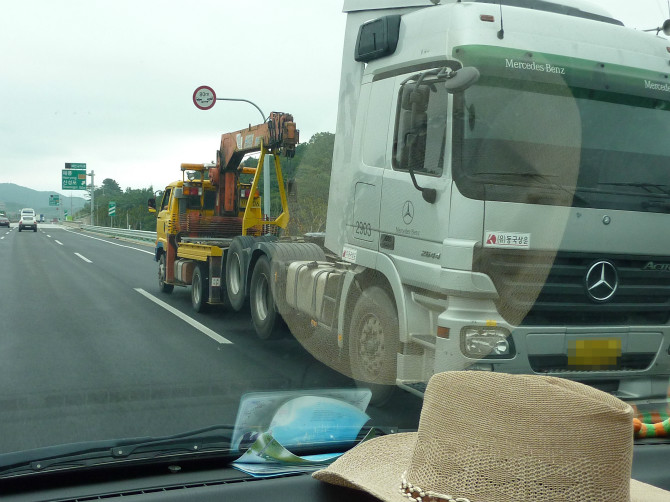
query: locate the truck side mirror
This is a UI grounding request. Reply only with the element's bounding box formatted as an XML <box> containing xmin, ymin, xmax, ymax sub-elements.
<box><xmin>663</xmin><ymin>19</ymin><xmax>670</xmax><ymax>36</ymax></box>
<box><xmin>444</xmin><ymin>67</ymin><xmax>480</xmax><ymax>93</ymax></box>
<box><xmin>398</xmin><ymin>82</ymin><xmax>436</xmax><ymax>203</ymax></box>
<box><xmin>148</xmin><ymin>198</ymin><xmax>156</xmax><ymax>213</ymax></box>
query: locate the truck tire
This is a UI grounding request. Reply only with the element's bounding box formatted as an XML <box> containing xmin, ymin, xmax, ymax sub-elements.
<box><xmin>250</xmin><ymin>255</ymin><xmax>282</xmax><ymax>340</ymax></box>
<box><xmin>158</xmin><ymin>254</ymin><xmax>174</xmax><ymax>293</ymax></box>
<box><xmin>191</xmin><ymin>264</ymin><xmax>209</xmax><ymax>313</ymax></box>
<box><xmin>349</xmin><ymin>286</ymin><xmax>398</xmax><ymax>406</ymax></box>
<box><xmin>225</xmin><ymin>237</ymin><xmax>255</xmax><ymax>311</ymax></box>
<box><xmin>219</xmin><ymin>280</ymin><xmax>233</xmax><ymax>310</ymax></box>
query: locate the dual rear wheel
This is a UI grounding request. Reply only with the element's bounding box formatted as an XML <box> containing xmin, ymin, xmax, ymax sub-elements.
<box><xmin>191</xmin><ymin>264</ymin><xmax>208</xmax><ymax>313</ymax></box>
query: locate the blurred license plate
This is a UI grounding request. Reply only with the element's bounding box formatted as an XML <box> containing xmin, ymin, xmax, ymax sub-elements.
<box><xmin>568</xmin><ymin>338</ymin><xmax>622</xmax><ymax>369</ymax></box>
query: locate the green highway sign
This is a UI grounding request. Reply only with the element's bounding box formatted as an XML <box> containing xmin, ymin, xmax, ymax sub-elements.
<box><xmin>109</xmin><ymin>201</ymin><xmax>116</xmax><ymax>216</ymax></box>
<box><xmin>49</xmin><ymin>194</ymin><xmax>60</xmax><ymax>206</ymax></box>
<box><xmin>62</xmin><ymin>167</ymin><xmax>87</xmax><ymax>190</ymax></box>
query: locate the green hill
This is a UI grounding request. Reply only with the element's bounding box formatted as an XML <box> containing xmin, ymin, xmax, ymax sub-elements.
<box><xmin>0</xmin><ymin>183</ymin><xmax>86</xmax><ymax>221</ymax></box>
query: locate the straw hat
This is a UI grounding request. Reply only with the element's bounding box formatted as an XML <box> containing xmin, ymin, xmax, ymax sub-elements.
<box><xmin>313</xmin><ymin>371</ymin><xmax>670</xmax><ymax>502</ymax></box>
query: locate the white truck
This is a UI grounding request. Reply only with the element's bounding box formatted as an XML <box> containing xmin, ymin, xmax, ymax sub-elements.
<box><xmin>283</xmin><ymin>0</ymin><xmax>670</xmax><ymax>403</ymax></box>
<box><xmin>160</xmin><ymin>0</ymin><xmax>670</xmax><ymax>404</ymax></box>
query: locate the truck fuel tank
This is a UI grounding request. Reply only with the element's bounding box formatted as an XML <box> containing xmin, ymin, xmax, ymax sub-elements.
<box><xmin>285</xmin><ymin>261</ymin><xmax>345</xmax><ymax>327</ymax></box>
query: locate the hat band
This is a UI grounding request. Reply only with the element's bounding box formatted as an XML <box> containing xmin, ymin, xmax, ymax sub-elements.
<box><xmin>400</xmin><ymin>473</ymin><xmax>471</xmax><ymax>502</ymax></box>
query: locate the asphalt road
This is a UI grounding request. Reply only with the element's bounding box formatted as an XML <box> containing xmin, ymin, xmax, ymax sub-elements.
<box><xmin>0</xmin><ymin>224</ymin><xmax>421</xmax><ymax>454</ymax></box>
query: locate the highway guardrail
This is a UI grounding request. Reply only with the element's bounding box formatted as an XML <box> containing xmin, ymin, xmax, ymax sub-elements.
<box><xmin>63</xmin><ymin>222</ymin><xmax>156</xmax><ymax>244</ymax></box>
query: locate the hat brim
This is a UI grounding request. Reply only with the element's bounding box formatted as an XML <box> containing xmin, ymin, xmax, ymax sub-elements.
<box><xmin>630</xmin><ymin>479</ymin><xmax>670</xmax><ymax>502</ymax></box>
<box><xmin>314</xmin><ymin>433</ymin><xmax>670</xmax><ymax>502</ymax></box>
<box><xmin>313</xmin><ymin>432</ymin><xmax>416</xmax><ymax>502</ymax></box>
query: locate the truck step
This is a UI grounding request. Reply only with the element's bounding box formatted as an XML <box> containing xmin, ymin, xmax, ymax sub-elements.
<box><xmin>409</xmin><ymin>334</ymin><xmax>436</xmax><ymax>350</ymax></box>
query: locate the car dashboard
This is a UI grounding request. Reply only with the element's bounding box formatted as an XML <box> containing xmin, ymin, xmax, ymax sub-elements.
<box><xmin>1</xmin><ymin>441</ymin><xmax>668</xmax><ymax>501</ymax></box>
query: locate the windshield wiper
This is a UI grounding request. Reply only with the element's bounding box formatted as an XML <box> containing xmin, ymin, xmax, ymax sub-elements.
<box><xmin>599</xmin><ymin>182</ymin><xmax>670</xmax><ymax>197</ymax></box>
<box><xmin>0</xmin><ymin>424</ymin><xmax>236</xmax><ymax>479</ymax></box>
<box><xmin>471</xmin><ymin>171</ymin><xmax>592</xmax><ymax>206</ymax></box>
<box><xmin>641</xmin><ymin>200</ymin><xmax>670</xmax><ymax>212</ymax></box>
<box><xmin>0</xmin><ymin>424</ymin><xmax>389</xmax><ymax>479</ymax></box>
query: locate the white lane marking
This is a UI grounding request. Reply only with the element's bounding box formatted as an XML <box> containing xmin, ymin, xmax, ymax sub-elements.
<box><xmin>47</xmin><ymin>235</ymin><xmax>51</xmax><ymax>238</ymax></box>
<box><xmin>0</xmin><ymin>236</ymin><xmax>4</xmax><ymax>240</ymax></box>
<box><xmin>64</xmin><ymin>228</ymin><xmax>153</xmax><ymax>255</ymax></box>
<box><xmin>75</xmin><ymin>252</ymin><xmax>92</xmax><ymax>263</ymax></box>
<box><xmin>134</xmin><ymin>288</ymin><xmax>232</xmax><ymax>345</ymax></box>
<box><xmin>55</xmin><ymin>240</ymin><xmax>64</xmax><ymax>246</ymax></box>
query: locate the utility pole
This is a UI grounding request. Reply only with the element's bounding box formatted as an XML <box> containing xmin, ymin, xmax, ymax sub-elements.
<box><xmin>88</xmin><ymin>170</ymin><xmax>95</xmax><ymax>226</ymax></box>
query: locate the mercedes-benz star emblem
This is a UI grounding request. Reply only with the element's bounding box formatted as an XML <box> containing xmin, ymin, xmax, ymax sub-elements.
<box><xmin>585</xmin><ymin>261</ymin><xmax>618</xmax><ymax>302</ymax></box>
<box><xmin>402</xmin><ymin>201</ymin><xmax>414</xmax><ymax>225</ymax></box>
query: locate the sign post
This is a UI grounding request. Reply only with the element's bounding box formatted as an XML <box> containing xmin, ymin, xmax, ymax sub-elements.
<box><xmin>109</xmin><ymin>201</ymin><xmax>116</xmax><ymax>227</ymax></box>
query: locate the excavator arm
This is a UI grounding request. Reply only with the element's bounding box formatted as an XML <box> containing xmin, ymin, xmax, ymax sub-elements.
<box><xmin>208</xmin><ymin>112</ymin><xmax>298</xmax><ymax>233</ymax></box>
<box><xmin>216</xmin><ymin>112</ymin><xmax>298</xmax><ymax>173</ymax></box>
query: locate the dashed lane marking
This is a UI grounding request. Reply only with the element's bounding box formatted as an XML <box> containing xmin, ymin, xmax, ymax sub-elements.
<box><xmin>75</xmin><ymin>252</ymin><xmax>92</xmax><ymax>263</ymax></box>
<box><xmin>134</xmin><ymin>288</ymin><xmax>232</xmax><ymax>345</ymax></box>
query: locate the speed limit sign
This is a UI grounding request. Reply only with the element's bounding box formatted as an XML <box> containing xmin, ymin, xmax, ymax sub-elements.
<box><xmin>193</xmin><ymin>85</ymin><xmax>216</xmax><ymax>110</ymax></box>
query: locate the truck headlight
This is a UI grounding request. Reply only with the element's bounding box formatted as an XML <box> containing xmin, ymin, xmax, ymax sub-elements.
<box><xmin>461</xmin><ymin>326</ymin><xmax>513</xmax><ymax>359</ymax></box>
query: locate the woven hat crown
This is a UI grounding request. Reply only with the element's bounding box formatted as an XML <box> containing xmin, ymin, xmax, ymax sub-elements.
<box><xmin>406</xmin><ymin>371</ymin><xmax>634</xmax><ymax>502</ymax></box>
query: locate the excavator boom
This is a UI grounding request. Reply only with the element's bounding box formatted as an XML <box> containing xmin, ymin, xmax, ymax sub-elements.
<box><xmin>217</xmin><ymin>112</ymin><xmax>298</xmax><ymax>172</ymax></box>
<box><xmin>208</xmin><ymin>112</ymin><xmax>298</xmax><ymax>224</ymax></box>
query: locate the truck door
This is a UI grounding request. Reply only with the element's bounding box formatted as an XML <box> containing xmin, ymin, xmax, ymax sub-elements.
<box><xmin>346</xmin><ymin>82</ymin><xmax>384</xmax><ymax>262</ymax></box>
<box><xmin>156</xmin><ymin>188</ymin><xmax>172</xmax><ymax>241</ymax></box>
<box><xmin>379</xmin><ymin>71</ymin><xmax>451</xmax><ymax>283</ymax></box>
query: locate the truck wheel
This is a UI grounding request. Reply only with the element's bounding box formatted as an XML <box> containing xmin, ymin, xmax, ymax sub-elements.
<box><xmin>225</xmin><ymin>237</ymin><xmax>253</xmax><ymax>311</ymax></box>
<box><xmin>191</xmin><ymin>264</ymin><xmax>209</xmax><ymax>313</ymax></box>
<box><xmin>349</xmin><ymin>286</ymin><xmax>398</xmax><ymax>406</ymax></box>
<box><xmin>158</xmin><ymin>254</ymin><xmax>174</xmax><ymax>293</ymax></box>
<box><xmin>250</xmin><ymin>255</ymin><xmax>282</xmax><ymax>340</ymax></box>
<box><xmin>219</xmin><ymin>281</ymin><xmax>233</xmax><ymax>310</ymax></box>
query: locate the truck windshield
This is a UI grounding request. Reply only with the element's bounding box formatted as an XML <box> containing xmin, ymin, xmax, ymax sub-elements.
<box><xmin>453</xmin><ymin>79</ymin><xmax>670</xmax><ymax>212</ymax></box>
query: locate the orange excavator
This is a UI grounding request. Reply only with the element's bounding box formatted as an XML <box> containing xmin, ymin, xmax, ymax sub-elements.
<box><xmin>209</xmin><ymin>111</ymin><xmax>298</xmax><ymax>234</ymax></box>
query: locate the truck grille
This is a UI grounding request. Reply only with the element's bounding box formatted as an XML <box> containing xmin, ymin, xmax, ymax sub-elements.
<box><xmin>474</xmin><ymin>250</ymin><xmax>670</xmax><ymax>326</ymax></box>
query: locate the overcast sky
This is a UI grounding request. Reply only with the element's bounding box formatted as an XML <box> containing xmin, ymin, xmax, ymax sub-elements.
<box><xmin>1</xmin><ymin>0</ymin><xmax>668</xmax><ymax>195</ymax></box>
